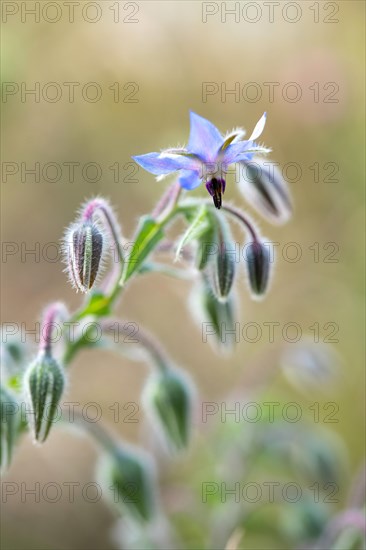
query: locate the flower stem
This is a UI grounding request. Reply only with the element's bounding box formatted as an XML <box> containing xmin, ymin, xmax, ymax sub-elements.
<box><xmin>82</xmin><ymin>198</ymin><xmax>125</xmax><ymax>270</ymax></box>
<box><xmin>103</xmin><ymin>319</ymin><xmax>170</xmax><ymax>372</ymax></box>
<box><xmin>152</xmin><ymin>181</ymin><xmax>182</xmax><ymax>220</ymax></box>
<box><xmin>64</xmin><ymin>193</ymin><xmax>188</xmax><ymax>364</ymax></box>
<box><xmin>219</xmin><ymin>203</ymin><xmax>259</xmax><ymax>243</ymax></box>
<box><xmin>39</xmin><ymin>302</ymin><xmax>67</xmax><ymax>356</ymax></box>
<box><xmin>62</xmin><ymin>411</ymin><xmax>117</xmax><ymax>454</ymax></box>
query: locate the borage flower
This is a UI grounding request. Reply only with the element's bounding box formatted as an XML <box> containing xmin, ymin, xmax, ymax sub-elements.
<box><xmin>133</xmin><ymin>111</ymin><xmax>270</xmax><ymax>210</ymax></box>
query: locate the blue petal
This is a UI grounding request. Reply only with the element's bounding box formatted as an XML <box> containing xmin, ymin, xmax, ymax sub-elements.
<box><xmin>222</xmin><ymin>140</ymin><xmax>255</xmax><ymax>165</ymax></box>
<box><xmin>132</xmin><ymin>153</ymin><xmax>194</xmax><ymax>176</ymax></box>
<box><xmin>178</xmin><ymin>170</ymin><xmax>202</xmax><ymax>190</ymax></box>
<box><xmin>188</xmin><ymin>112</ymin><xmax>223</xmax><ymax>162</ymax></box>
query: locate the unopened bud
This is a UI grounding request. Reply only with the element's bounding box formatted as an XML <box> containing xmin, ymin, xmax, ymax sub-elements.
<box><xmin>246</xmin><ymin>241</ymin><xmax>271</xmax><ymax>298</ymax></box>
<box><xmin>64</xmin><ymin>221</ymin><xmax>104</xmax><ymax>293</ymax></box>
<box><xmin>195</xmin><ymin>226</ymin><xmax>216</xmax><ymax>271</ymax></box>
<box><xmin>24</xmin><ymin>352</ymin><xmax>65</xmax><ymax>442</ymax></box>
<box><xmin>239</xmin><ymin>159</ymin><xmax>292</xmax><ymax>225</ymax></box>
<box><xmin>190</xmin><ymin>281</ymin><xmax>237</xmax><ymax>353</ymax></box>
<box><xmin>98</xmin><ymin>446</ymin><xmax>156</xmax><ymax>523</ymax></box>
<box><xmin>0</xmin><ymin>386</ymin><xmax>21</xmax><ymax>472</ymax></box>
<box><xmin>206</xmin><ymin>225</ymin><xmax>236</xmax><ymax>303</ymax></box>
<box><xmin>213</xmin><ymin>243</ymin><xmax>235</xmax><ymax>302</ymax></box>
<box><xmin>142</xmin><ymin>368</ymin><xmax>193</xmax><ymax>451</ymax></box>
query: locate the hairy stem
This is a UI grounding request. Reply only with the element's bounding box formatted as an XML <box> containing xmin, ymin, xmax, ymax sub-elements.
<box><xmin>39</xmin><ymin>302</ymin><xmax>67</xmax><ymax>356</ymax></box>
<box><xmin>152</xmin><ymin>180</ymin><xmax>182</xmax><ymax>220</ymax></box>
<box><xmin>62</xmin><ymin>411</ymin><xmax>117</xmax><ymax>454</ymax></box>
<box><xmin>102</xmin><ymin>319</ymin><xmax>170</xmax><ymax>372</ymax></box>
<box><xmin>219</xmin><ymin>203</ymin><xmax>259</xmax><ymax>243</ymax></box>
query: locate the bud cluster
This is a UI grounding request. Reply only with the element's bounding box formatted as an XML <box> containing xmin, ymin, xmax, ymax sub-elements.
<box><xmin>184</xmin><ymin>200</ymin><xmax>274</xmax><ymax>351</ymax></box>
<box><xmin>1</xmin><ymin>108</ymin><xmax>297</xmax><ymax>542</ymax></box>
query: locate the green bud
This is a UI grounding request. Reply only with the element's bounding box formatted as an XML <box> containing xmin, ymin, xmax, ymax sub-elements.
<box><xmin>245</xmin><ymin>241</ymin><xmax>271</xmax><ymax>298</ymax></box>
<box><xmin>212</xmin><ymin>244</ymin><xmax>235</xmax><ymax>302</ymax></box>
<box><xmin>191</xmin><ymin>280</ymin><xmax>237</xmax><ymax>352</ymax></box>
<box><xmin>24</xmin><ymin>352</ymin><xmax>65</xmax><ymax>442</ymax></box>
<box><xmin>196</xmin><ymin>226</ymin><xmax>216</xmax><ymax>271</ymax></box>
<box><xmin>142</xmin><ymin>368</ymin><xmax>193</xmax><ymax>451</ymax></box>
<box><xmin>205</xmin><ymin>217</ymin><xmax>236</xmax><ymax>303</ymax></box>
<box><xmin>0</xmin><ymin>386</ymin><xmax>21</xmax><ymax>472</ymax></box>
<box><xmin>98</xmin><ymin>446</ymin><xmax>156</xmax><ymax>523</ymax></box>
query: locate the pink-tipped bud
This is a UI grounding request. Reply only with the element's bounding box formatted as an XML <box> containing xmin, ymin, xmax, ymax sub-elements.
<box><xmin>65</xmin><ymin>221</ymin><xmax>104</xmax><ymax>293</ymax></box>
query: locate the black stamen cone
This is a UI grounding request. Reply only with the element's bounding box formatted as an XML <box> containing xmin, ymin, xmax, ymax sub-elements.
<box><xmin>206</xmin><ymin>178</ymin><xmax>225</xmax><ymax>210</ymax></box>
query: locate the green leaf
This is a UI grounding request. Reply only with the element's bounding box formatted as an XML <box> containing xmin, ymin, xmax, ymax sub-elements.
<box><xmin>122</xmin><ymin>216</ymin><xmax>165</xmax><ymax>284</ymax></box>
<box><xmin>175</xmin><ymin>205</ymin><xmax>211</xmax><ymax>261</ymax></box>
<box><xmin>200</xmin><ymin>281</ymin><xmax>236</xmax><ymax>352</ymax></box>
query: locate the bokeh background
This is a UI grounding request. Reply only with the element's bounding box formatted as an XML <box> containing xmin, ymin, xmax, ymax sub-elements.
<box><xmin>1</xmin><ymin>1</ymin><xmax>365</xmax><ymax>549</ymax></box>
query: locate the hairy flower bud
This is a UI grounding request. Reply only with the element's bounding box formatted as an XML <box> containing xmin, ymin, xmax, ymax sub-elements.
<box><xmin>239</xmin><ymin>159</ymin><xmax>292</xmax><ymax>225</ymax></box>
<box><xmin>0</xmin><ymin>386</ymin><xmax>21</xmax><ymax>472</ymax></box>
<box><xmin>205</xmin><ymin>217</ymin><xmax>236</xmax><ymax>303</ymax></box>
<box><xmin>65</xmin><ymin>221</ymin><xmax>104</xmax><ymax>293</ymax></box>
<box><xmin>142</xmin><ymin>369</ymin><xmax>193</xmax><ymax>451</ymax></box>
<box><xmin>98</xmin><ymin>446</ymin><xmax>156</xmax><ymax>523</ymax></box>
<box><xmin>24</xmin><ymin>352</ymin><xmax>65</xmax><ymax>442</ymax></box>
<box><xmin>190</xmin><ymin>280</ymin><xmax>237</xmax><ymax>353</ymax></box>
<box><xmin>245</xmin><ymin>241</ymin><xmax>271</xmax><ymax>298</ymax></box>
<box><xmin>212</xmin><ymin>242</ymin><xmax>235</xmax><ymax>302</ymax></box>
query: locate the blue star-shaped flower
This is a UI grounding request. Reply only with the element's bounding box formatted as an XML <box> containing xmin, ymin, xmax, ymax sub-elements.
<box><xmin>132</xmin><ymin>111</ymin><xmax>270</xmax><ymax>209</ymax></box>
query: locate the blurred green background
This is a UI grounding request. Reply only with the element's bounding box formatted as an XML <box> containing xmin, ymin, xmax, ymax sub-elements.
<box><xmin>1</xmin><ymin>1</ymin><xmax>365</xmax><ymax>549</ymax></box>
